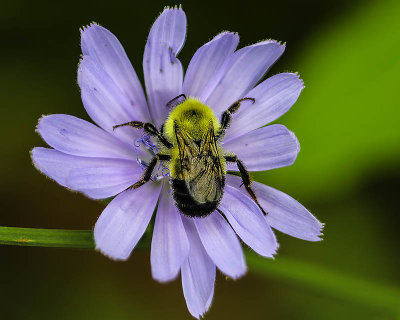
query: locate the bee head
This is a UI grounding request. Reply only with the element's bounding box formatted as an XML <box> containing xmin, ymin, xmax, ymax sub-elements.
<box><xmin>164</xmin><ymin>97</ymin><xmax>220</xmax><ymax>142</ymax></box>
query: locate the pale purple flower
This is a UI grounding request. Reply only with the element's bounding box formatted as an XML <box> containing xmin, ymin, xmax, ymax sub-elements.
<box><xmin>32</xmin><ymin>7</ymin><xmax>323</xmax><ymax>318</ymax></box>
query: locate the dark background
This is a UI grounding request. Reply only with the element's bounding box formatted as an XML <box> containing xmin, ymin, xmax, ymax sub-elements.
<box><xmin>1</xmin><ymin>0</ymin><xmax>399</xmax><ymax>319</ymax></box>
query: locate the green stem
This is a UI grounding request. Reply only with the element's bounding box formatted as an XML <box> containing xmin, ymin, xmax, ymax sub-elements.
<box><xmin>0</xmin><ymin>226</ymin><xmax>94</xmax><ymax>248</ymax></box>
<box><xmin>0</xmin><ymin>226</ymin><xmax>150</xmax><ymax>249</ymax></box>
<box><xmin>1</xmin><ymin>226</ymin><xmax>399</xmax><ymax>315</ymax></box>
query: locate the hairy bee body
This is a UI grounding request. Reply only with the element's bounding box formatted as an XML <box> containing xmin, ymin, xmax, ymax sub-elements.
<box><xmin>113</xmin><ymin>95</ymin><xmax>266</xmax><ymax>218</ymax></box>
<box><xmin>161</xmin><ymin>98</ymin><xmax>226</xmax><ymax>217</ymax></box>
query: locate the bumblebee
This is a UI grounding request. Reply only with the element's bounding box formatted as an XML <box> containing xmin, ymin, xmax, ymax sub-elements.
<box><xmin>113</xmin><ymin>94</ymin><xmax>266</xmax><ymax>218</ymax></box>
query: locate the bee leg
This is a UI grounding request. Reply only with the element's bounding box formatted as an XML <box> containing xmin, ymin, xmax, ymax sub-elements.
<box><xmin>216</xmin><ymin>97</ymin><xmax>255</xmax><ymax>140</ymax></box>
<box><xmin>225</xmin><ymin>154</ymin><xmax>268</xmax><ymax>216</ymax></box>
<box><xmin>166</xmin><ymin>94</ymin><xmax>187</xmax><ymax>108</ymax></box>
<box><xmin>129</xmin><ymin>156</ymin><xmax>158</xmax><ymax>190</ymax></box>
<box><xmin>129</xmin><ymin>154</ymin><xmax>171</xmax><ymax>190</ymax></box>
<box><xmin>113</xmin><ymin>121</ymin><xmax>173</xmax><ymax>149</ymax></box>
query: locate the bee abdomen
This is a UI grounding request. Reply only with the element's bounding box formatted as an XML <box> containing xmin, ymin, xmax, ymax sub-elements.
<box><xmin>171</xmin><ymin>179</ymin><xmax>221</xmax><ymax>217</ymax></box>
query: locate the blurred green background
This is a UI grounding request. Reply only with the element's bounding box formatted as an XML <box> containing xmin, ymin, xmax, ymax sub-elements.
<box><xmin>1</xmin><ymin>0</ymin><xmax>399</xmax><ymax>319</ymax></box>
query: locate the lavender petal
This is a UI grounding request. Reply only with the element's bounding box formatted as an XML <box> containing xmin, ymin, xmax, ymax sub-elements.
<box><xmin>181</xmin><ymin>217</ymin><xmax>216</xmax><ymax>319</ymax></box>
<box><xmin>78</xmin><ymin>56</ymin><xmax>143</xmax><ymax>145</ymax></box>
<box><xmin>227</xmin><ymin>175</ymin><xmax>323</xmax><ymax>241</ymax></box>
<box><xmin>202</xmin><ymin>41</ymin><xmax>285</xmax><ymax>115</ymax></box>
<box><xmin>225</xmin><ymin>73</ymin><xmax>304</xmax><ymax>142</ymax></box>
<box><xmin>31</xmin><ymin>147</ymin><xmax>140</xmax><ymax>197</ymax></box>
<box><xmin>67</xmin><ymin>165</ymin><xmax>142</xmax><ymax>199</ymax></box>
<box><xmin>81</xmin><ymin>23</ymin><xmax>150</xmax><ymax>122</ymax></box>
<box><xmin>219</xmin><ymin>184</ymin><xmax>278</xmax><ymax>257</ymax></box>
<box><xmin>223</xmin><ymin>124</ymin><xmax>300</xmax><ymax>171</ymax></box>
<box><xmin>143</xmin><ymin>7</ymin><xmax>186</xmax><ymax>127</ymax></box>
<box><xmin>183</xmin><ymin>32</ymin><xmax>239</xmax><ymax>99</ymax></box>
<box><xmin>94</xmin><ymin>182</ymin><xmax>162</xmax><ymax>260</ymax></box>
<box><xmin>151</xmin><ymin>185</ymin><xmax>190</xmax><ymax>282</ymax></box>
<box><xmin>194</xmin><ymin>211</ymin><xmax>246</xmax><ymax>279</ymax></box>
<box><xmin>37</xmin><ymin>114</ymin><xmax>136</xmax><ymax>160</ymax></box>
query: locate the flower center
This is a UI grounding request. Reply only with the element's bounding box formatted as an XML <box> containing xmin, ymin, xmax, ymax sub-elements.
<box><xmin>134</xmin><ymin>133</ymin><xmax>170</xmax><ymax>181</ymax></box>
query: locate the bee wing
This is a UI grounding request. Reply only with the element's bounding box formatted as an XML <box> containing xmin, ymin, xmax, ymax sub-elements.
<box><xmin>186</xmin><ymin>123</ymin><xmax>224</xmax><ymax>204</ymax></box>
<box><xmin>174</xmin><ymin>122</ymin><xmax>193</xmax><ymax>180</ymax></box>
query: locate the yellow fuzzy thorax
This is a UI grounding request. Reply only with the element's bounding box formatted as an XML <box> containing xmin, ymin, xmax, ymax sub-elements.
<box><xmin>163</xmin><ymin>97</ymin><xmax>225</xmax><ymax>179</ymax></box>
<box><xmin>164</xmin><ymin>97</ymin><xmax>220</xmax><ymax>142</ymax></box>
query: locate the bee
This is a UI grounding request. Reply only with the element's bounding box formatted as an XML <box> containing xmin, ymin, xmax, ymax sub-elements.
<box><xmin>113</xmin><ymin>94</ymin><xmax>267</xmax><ymax>218</ymax></box>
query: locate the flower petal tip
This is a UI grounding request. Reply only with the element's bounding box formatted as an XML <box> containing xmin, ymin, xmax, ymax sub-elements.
<box><xmin>271</xmin><ymin>242</ymin><xmax>280</xmax><ymax>259</ymax></box>
<box><xmin>163</xmin><ymin>5</ymin><xmax>184</xmax><ymax>11</ymax></box>
<box><xmin>203</xmin><ymin>31</ymin><xmax>240</xmax><ymax>51</ymax></box>
<box><xmin>190</xmin><ymin>301</ymin><xmax>213</xmax><ymax>320</ymax></box>
<box><xmin>281</xmin><ymin>72</ymin><xmax>305</xmax><ymax>88</ymax></box>
<box><xmin>30</xmin><ymin>147</ymin><xmax>58</xmax><ymax>183</ymax></box>
<box><xmin>159</xmin><ymin>6</ymin><xmax>187</xmax><ymax>23</ymax></box>
<box><xmin>317</xmin><ymin>223</ymin><xmax>325</xmax><ymax>240</ymax></box>
<box><xmin>247</xmin><ymin>240</ymin><xmax>279</xmax><ymax>259</ymax></box>
<box><xmin>213</xmin><ymin>31</ymin><xmax>239</xmax><ymax>41</ymax></box>
<box><xmin>35</xmin><ymin>115</ymin><xmax>44</xmax><ymax>133</ymax></box>
<box><xmin>94</xmin><ymin>225</ymin><xmax>132</xmax><ymax>261</ymax></box>
<box><xmin>289</xmin><ymin>129</ymin><xmax>301</xmax><ymax>157</ymax></box>
<box><xmin>283</xmin><ymin>72</ymin><xmax>305</xmax><ymax>88</ymax></box>
<box><xmin>94</xmin><ymin>245</ymin><xmax>130</xmax><ymax>261</ymax></box>
<box><xmin>35</xmin><ymin>114</ymin><xmax>53</xmax><ymax>137</ymax></box>
<box><xmin>152</xmin><ymin>272</ymin><xmax>180</xmax><ymax>284</ymax></box>
<box><xmin>93</xmin><ymin>219</ymin><xmax>131</xmax><ymax>262</ymax></box>
<box><xmin>294</xmin><ymin>72</ymin><xmax>305</xmax><ymax>89</ymax></box>
<box><xmin>80</xmin><ymin>22</ymin><xmax>101</xmax><ymax>34</ymax></box>
<box><xmin>254</xmin><ymin>39</ymin><xmax>285</xmax><ymax>49</ymax></box>
<box><xmin>159</xmin><ymin>5</ymin><xmax>186</xmax><ymax>22</ymax></box>
<box><xmin>30</xmin><ymin>147</ymin><xmax>40</xmax><ymax>168</ymax></box>
<box><xmin>306</xmin><ymin>222</ymin><xmax>325</xmax><ymax>242</ymax></box>
<box><xmin>265</xmin><ymin>236</ymin><xmax>280</xmax><ymax>259</ymax></box>
<box><xmin>312</xmin><ymin>234</ymin><xmax>324</xmax><ymax>242</ymax></box>
<box><xmin>228</xmin><ymin>266</ymin><xmax>248</xmax><ymax>280</ymax></box>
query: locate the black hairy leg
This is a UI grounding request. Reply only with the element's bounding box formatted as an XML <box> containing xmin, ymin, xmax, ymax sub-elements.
<box><xmin>129</xmin><ymin>154</ymin><xmax>171</xmax><ymax>190</ymax></box>
<box><xmin>166</xmin><ymin>94</ymin><xmax>187</xmax><ymax>108</ymax></box>
<box><xmin>113</xmin><ymin>121</ymin><xmax>173</xmax><ymax>148</ymax></box>
<box><xmin>225</xmin><ymin>154</ymin><xmax>268</xmax><ymax>216</ymax></box>
<box><xmin>216</xmin><ymin>97</ymin><xmax>255</xmax><ymax>140</ymax></box>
